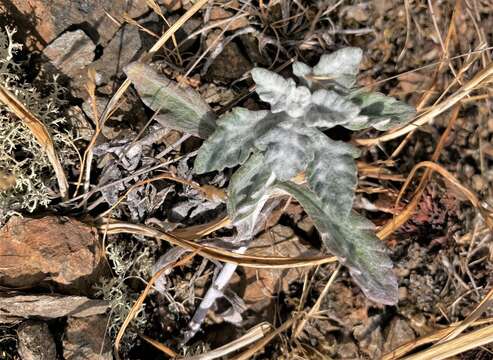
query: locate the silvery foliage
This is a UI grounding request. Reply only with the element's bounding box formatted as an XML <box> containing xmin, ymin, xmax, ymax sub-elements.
<box><xmin>127</xmin><ymin>48</ymin><xmax>415</xmax><ymax>305</ymax></box>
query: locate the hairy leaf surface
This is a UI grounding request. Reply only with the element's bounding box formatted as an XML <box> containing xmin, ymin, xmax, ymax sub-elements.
<box><xmin>305</xmin><ymin>131</ymin><xmax>360</xmax><ymax>218</ymax></box>
<box><xmin>194</xmin><ymin>109</ymin><xmax>284</xmax><ymax>174</ymax></box>
<box><xmin>125</xmin><ymin>62</ymin><xmax>216</xmax><ymax>138</ymax></box>
<box><xmin>303</xmin><ymin>89</ymin><xmax>366</xmax><ymax>128</ymax></box>
<box><xmin>227</xmin><ymin>153</ymin><xmax>275</xmax><ymax>234</ymax></box>
<box><xmin>276</xmin><ymin>181</ymin><xmax>398</xmax><ymax>305</ymax></box>
<box><xmin>294</xmin><ymin>47</ymin><xmax>363</xmax><ymax>90</ymax></box>
<box><xmin>348</xmin><ymin>91</ymin><xmax>416</xmax><ymax>130</ymax></box>
<box><xmin>251</xmin><ymin>68</ymin><xmax>311</xmax><ymax>117</ymax></box>
<box><xmin>254</xmin><ymin>123</ymin><xmax>314</xmax><ymax>181</ymax></box>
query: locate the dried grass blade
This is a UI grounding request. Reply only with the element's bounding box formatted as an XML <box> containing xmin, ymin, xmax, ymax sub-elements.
<box><xmin>114</xmin><ymin>252</ymin><xmax>197</xmax><ymax>359</ymax></box>
<box><xmin>382</xmin><ymin>318</ymin><xmax>493</xmax><ymax>359</ymax></box>
<box><xmin>0</xmin><ymin>83</ymin><xmax>68</xmax><ymax>199</ymax></box>
<box><xmin>181</xmin><ymin>323</ymin><xmax>272</xmax><ymax>360</ymax></box>
<box><xmin>356</xmin><ymin>62</ymin><xmax>493</xmax><ymax>146</ymax></box>
<box><xmin>399</xmin><ymin>324</ymin><xmax>493</xmax><ymax>360</ymax></box>
<box><xmin>98</xmin><ymin>221</ymin><xmax>337</xmax><ymax>269</ymax></box>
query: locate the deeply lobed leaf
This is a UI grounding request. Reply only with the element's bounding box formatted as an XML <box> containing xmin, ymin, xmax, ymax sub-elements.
<box><xmin>194</xmin><ymin>108</ymin><xmax>285</xmax><ymax>174</ymax></box>
<box><xmin>276</xmin><ymin>181</ymin><xmax>398</xmax><ymax>305</ymax></box>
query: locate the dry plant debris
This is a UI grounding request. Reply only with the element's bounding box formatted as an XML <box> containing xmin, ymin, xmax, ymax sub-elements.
<box><xmin>0</xmin><ymin>0</ymin><xmax>493</xmax><ymax>359</ymax></box>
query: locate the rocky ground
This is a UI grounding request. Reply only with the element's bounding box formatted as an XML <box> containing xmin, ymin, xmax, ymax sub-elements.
<box><xmin>0</xmin><ymin>0</ymin><xmax>493</xmax><ymax>359</ymax></box>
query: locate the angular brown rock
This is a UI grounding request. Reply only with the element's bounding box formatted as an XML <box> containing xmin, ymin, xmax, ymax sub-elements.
<box><xmin>63</xmin><ymin>315</ymin><xmax>112</xmax><ymax>360</ymax></box>
<box><xmin>0</xmin><ymin>294</ymin><xmax>108</xmax><ymax>323</ymax></box>
<box><xmin>43</xmin><ymin>30</ymin><xmax>95</xmax><ymax>78</ymax></box>
<box><xmin>17</xmin><ymin>320</ymin><xmax>57</xmax><ymax>360</ymax></box>
<box><xmin>232</xmin><ymin>225</ymin><xmax>319</xmax><ymax>310</ymax></box>
<box><xmin>0</xmin><ymin>216</ymin><xmax>102</xmax><ymax>288</ymax></box>
<box><xmin>2</xmin><ymin>0</ymin><xmax>148</xmax><ymax>50</ymax></box>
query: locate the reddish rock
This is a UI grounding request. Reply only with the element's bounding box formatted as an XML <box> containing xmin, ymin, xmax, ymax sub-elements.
<box><xmin>3</xmin><ymin>0</ymin><xmax>147</xmax><ymax>50</ymax></box>
<box><xmin>63</xmin><ymin>315</ymin><xmax>112</xmax><ymax>360</ymax></box>
<box><xmin>0</xmin><ymin>216</ymin><xmax>102</xmax><ymax>288</ymax></box>
<box><xmin>232</xmin><ymin>225</ymin><xmax>319</xmax><ymax>310</ymax></box>
<box><xmin>209</xmin><ymin>7</ymin><xmax>249</xmax><ymax>31</ymax></box>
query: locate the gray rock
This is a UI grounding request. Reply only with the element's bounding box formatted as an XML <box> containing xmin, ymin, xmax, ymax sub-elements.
<box><xmin>43</xmin><ymin>30</ymin><xmax>95</xmax><ymax>78</ymax></box>
<box><xmin>384</xmin><ymin>316</ymin><xmax>416</xmax><ymax>353</ymax></box>
<box><xmin>0</xmin><ymin>294</ymin><xmax>108</xmax><ymax>323</ymax></box>
<box><xmin>63</xmin><ymin>315</ymin><xmax>112</xmax><ymax>360</ymax></box>
<box><xmin>93</xmin><ymin>24</ymin><xmax>142</xmax><ymax>86</ymax></box>
<box><xmin>17</xmin><ymin>320</ymin><xmax>57</xmax><ymax>360</ymax></box>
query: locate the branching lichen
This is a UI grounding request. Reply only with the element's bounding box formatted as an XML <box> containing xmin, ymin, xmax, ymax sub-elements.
<box><xmin>0</xmin><ymin>27</ymin><xmax>76</xmax><ymax>220</ymax></box>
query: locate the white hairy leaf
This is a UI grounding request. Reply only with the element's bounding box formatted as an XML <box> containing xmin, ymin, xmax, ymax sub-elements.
<box><xmin>251</xmin><ymin>68</ymin><xmax>311</xmax><ymax>117</ymax></box>
<box><xmin>305</xmin><ymin>131</ymin><xmax>360</xmax><ymax>218</ymax></box>
<box><xmin>276</xmin><ymin>181</ymin><xmax>398</xmax><ymax>305</ymax></box>
<box><xmin>125</xmin><ymin>62</ymin><xmax>216</xmax><ymax>138</ymax></box>
<box><xmin>227</xmin><ymin>153</ymin><xmax>275</xmax><ymax>235</ymax></box>
<box><xmin>254</xmin><ymin>123</ymin><xmax>314</xmax><ymax>181</ymax></box>
<box><xmin>194</xmin><ymin>108</ymin><xmax>284</xmax><ymax>174</ymax></box>
<box><xmin>294</xmin><ymin>47</ymin><xmax>363</xmax><ymax>90</ymax></box>
<box><xmin>303</xmin><ymin>89</ymin><xmax>366</xmax><ymax>128</ymax></box>
<box><xmin>348</xmin><ymin>90</ymin><xmax>416</xmax><ymax>130</ymax></box>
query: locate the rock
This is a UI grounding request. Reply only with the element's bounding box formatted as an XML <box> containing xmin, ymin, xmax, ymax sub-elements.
<box><xmin>205</xmin><ymin>42</ymin><xmax>251</xmax><ymax>82</ymax></box>
<box><xmin>159</xmin><ymin>0</ymin><xmax>182</xmax><ymax>11</ymax></box>
<box><xmin>43</xmin><ymin>30</ymin><xmax>95</xmax><ymax>79</ymax></box>
<box><xmin>92</xmin><ymin>24</ymin><xmax>142</xmax><ymax>87</ymax></box>
<box><xmin>63</xmin><ymin>315</ymin><xmax>112</xmax><ymax>360</ymax></box>
<box><xmin>17</xmin><ymin>320</ymin><xmax>57</xmax><ymax>360</ymax></box>
<box><xmin>471</xmin><ymin>174</ymin><xmax>486</xmax><ymax>192</ymax></box>
<box><xmin>383</xmin><ymin>316</ymin><xmax>415</xmax><ymax>353</ymax></box>
<box><xmin>209</xmin><ymin>7</ymin><xmax>249</xmax><ymax>31</ymax></box>
<box><xmin>0</xmin><ymin>216</ymin><xmax>102</xmax><ymax>288</ymax></box>
<box><xmin>0</xmin><ymin>294</ymin><xmax>108</xmax><ymax>322</ymax></box>
<box><xmin>4</xmin><ymin>0</ymin><xmax>148</xmax><ymax>50</ymax></box>
<box><xmin>353</xmin><ymin>315</ymin><xmax>384</xmax><ymax>359</ymax></box>
<box><xmin>232</xmin><ymin>225</ymin><xmax>319</xmax><ymax>311</ymax></box>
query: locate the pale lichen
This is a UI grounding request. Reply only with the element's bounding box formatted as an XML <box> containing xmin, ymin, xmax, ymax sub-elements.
<box><xmin>0</xmin><ymin>27</ymin><xmax>76</xmax><ymax>220</ymax></box>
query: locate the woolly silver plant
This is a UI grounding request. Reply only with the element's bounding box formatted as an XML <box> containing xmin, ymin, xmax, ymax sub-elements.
<box><xmin>126</xmin><ymin>47</ymin><xmax>415</xmax><ymax>343</ymax></box>
<box><xmin>0</xmin><ymin>27</ymin><xmax>76</xmax><ymax>220</ymax></box>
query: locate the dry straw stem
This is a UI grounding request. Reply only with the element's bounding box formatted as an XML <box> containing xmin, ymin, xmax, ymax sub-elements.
<box><xmin>114</xmin><ymin>252</ymin><xmax>197</xmax><ymax>359</ymax></box>
<box><xmin>382</xmin><ymin>318</ymin><xmax>493</xmax><ymax>359</ymax></box>
<box><xmin>356</xmin><ymin>62</ymin><xmax>493</xmax><ymax>146</ymax></box>
<box><xmin>399</xmin><ymin>324</ymin><xmax>493</xmax><ymax>360</ymax></box>
<box><xmin>437</xmin><ymin>287</ymin><xmax>493</xmax><ymax>344</ymax></box>
<box><xmin>0</xmin><ymin>83</ymin><xmax>69</xmax><ymax>199</ymax></box>
<box><xmin>179</xmin><ymin>322</ymin><xmax>272</xmax><ymax>360</ymax></box>
<box><xmin>292</xmin><ymin>263</ymin><xmax>341</xmax><ymax>338</ymax></box>
<box><xmin>231</xmin><ymin>315</ymin><xmax>301</xmax><ymax>360</ymax></box>
<box><xmin>98</xmin><ymin>221</ymin><xmax>337</xmax><ymax>269</ymax></box>
<box><xmin>377</xmin><ymin>104</ymin><xmax>459</xmax><ymax>240</ymax></box>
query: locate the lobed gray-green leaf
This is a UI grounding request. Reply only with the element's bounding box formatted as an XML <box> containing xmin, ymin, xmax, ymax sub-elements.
<box><xmin>125</xmin><ymin>62</ymin><xmax>216</xmax><ymax>138</ymax></box>
<box><xmin>251</xmin><ymin>68</ymin><xmax>311</xmax><ymax>117</ymax></box>
<box><xmin>294</xmin><ymin>47</ymin><xmax>363</xmax><ymax>90</ymax></box>
<box><xmin>347</xmin><ymin>90</ymin><xmax>416</xmax><ymax>130</ymax></box>
<box><xmin>304</xmin><ymin>131</ymin><xmax>360</xmax><ymax>219</ymax></box>
<box><xmin>227</xmin><ymin>153</ymin><xmax>275</xmax><ymax>233</ymax></box>
<box><xmin>276</xmin><ymin>181</ymin><xmax>398</xmax><ymax>305</ymax></box>
<box><xmin>194</xmin><ymin>108</ymin><xmax>284</xmax><ymax>174</ymax></box>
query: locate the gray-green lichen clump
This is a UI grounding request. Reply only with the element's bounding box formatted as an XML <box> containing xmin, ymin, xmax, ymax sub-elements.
<box><xmin>0</xmin><ymin>27</ymin><xmax>76</xmax><ymax>220</ymax></box>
